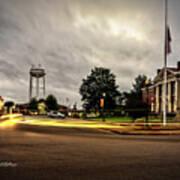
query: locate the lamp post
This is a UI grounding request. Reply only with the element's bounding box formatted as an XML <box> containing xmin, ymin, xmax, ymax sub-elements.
<box><xmin>100</xmin><ymin>93</ymin><xmax>106</xmax><ymax>122</ymax></box>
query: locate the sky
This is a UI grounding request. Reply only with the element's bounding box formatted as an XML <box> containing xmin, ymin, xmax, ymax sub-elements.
<box><xmin>0</xmin><ymin>0</ymin><xmax>180</xmax><ymax>107</ymax></box>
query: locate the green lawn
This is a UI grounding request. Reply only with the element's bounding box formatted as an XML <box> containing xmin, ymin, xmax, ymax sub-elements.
<box><xmin>89</xmin><ymin>117</ymin><xmax>174</xmax><ymax>123</ymax></box>
<box><xmin>90</xmin><ymin>117</ymin><xmax>133</xmax><ymax>123</ymax></box>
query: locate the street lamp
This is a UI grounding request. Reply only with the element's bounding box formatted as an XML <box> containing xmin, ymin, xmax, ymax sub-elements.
<box><xmin>100</xmin><ymin>93</ymin><xmax>106</xmax><ymax>122</ymax></box>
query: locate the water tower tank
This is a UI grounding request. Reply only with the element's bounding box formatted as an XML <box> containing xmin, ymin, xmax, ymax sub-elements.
<box><xmin>29</xmin><ymin>65</ymin><xmax>46</xmax><ymax>100</ymax></box>
<box><xmin>30</xmin><ymin>67</ymin><xmax>46</xmax><ymax>78</ymax></box>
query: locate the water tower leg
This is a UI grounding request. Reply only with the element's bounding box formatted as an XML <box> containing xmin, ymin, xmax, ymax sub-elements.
<box><xmin>36</xmin><ymin>78</ymin><xmax>39</xmax><ymax>98</ymax></box>
<box><xmin>29</xmin><ymin>76</ymin><xmax>33</xmax><ymax>100</ymax></box>
<box><xmin>43</xmin><ymin>76</ymin><xmax>46</xmax><ymax>97</ymax></box>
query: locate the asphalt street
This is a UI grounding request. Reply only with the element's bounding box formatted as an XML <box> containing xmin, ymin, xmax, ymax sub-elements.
<box><xmin>0</xmin><ymin>120</ymin><xmax>180</xmax><ymax>180</ymax></box>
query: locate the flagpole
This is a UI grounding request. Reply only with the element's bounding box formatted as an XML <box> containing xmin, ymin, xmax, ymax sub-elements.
<box><xmin>163</xmin><ymin>0</ymin><xmax>168</xmax><ymax>126</ymax></box>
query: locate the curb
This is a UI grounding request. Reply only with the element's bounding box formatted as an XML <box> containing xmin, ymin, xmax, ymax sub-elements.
<box><xmin>101</xmin><ymin>128</ymin><xmax>180</xmax><ymax>135</ymax></box>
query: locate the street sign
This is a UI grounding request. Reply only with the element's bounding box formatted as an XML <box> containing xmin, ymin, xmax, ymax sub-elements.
<box><xmin>100</xmin><ymin>98</ymin><xmax>104</xmax><ymax>108</ymax></box>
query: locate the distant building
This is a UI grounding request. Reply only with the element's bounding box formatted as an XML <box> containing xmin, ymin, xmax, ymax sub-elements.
<box><xmin>142</xmin><ymin>61</ymin><xmax>180</xmax><ymax>117</ymax></box>
<box><xmin>15</xmin><ymin>104</ymin><xmax>29</xmax><ymax>114</ymax></box>
<box><xmin>58</xmin><ymin>105</ymin><xmax>68</xmax><ymax>112</ymax></box>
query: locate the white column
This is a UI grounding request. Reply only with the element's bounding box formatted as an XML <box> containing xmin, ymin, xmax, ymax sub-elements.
<box><xmin>175</xmin><ymin>80</ymin><xmax>178</xmax><ymax>112</ymax></box>
<box><xmin>177</xmin><ymin>80</ymin><xmax>180</xmax><ymax>111</ymax></box>
<box><xmin>168</xmin><ymin>82</ymin><xmax>171</xmax><ymax>113</ymax></box>
<box><xmin>156</xmin><ymin>86</ymin><xmax>159</xmax><ymax>113</ymax></box>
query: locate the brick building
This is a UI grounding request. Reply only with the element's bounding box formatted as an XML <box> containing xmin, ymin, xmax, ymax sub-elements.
<box><xmin>142</xmin><ymin>61</ymin><xmax>180</xmax><ymax>117</ymax></box>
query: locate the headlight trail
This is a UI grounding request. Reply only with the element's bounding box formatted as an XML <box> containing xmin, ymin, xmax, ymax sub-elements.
<box><xmin>0</xmin><ymin>116</ymin><xmax>125</xmax><ymax>129</ymax></box>
<box><xmin>0</xmin><ymin>114</ymin><xmax>23</xmax><ymax>128</ymax></box>
<box><xmin>17</xmin><ymin>118</ymin><xmax>125</xmax><ymax>129</ymax></box>
<box><xmin>0</xmin><ymin>113</ymin><xmax>22</xmax><ymax>120</ymax></box>
<box><xmin>1</xmin><ymin>116</ymin><xmax>180</xmax><ymax>130</ymax></box>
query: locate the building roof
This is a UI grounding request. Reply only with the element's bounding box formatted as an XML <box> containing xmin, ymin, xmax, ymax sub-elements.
<box><xmin>154</xmin><ymin>65</ymin><xmax>180</xmax><ymax>83</ymax></box>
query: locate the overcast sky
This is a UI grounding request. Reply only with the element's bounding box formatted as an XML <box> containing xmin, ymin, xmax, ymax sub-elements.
<box><xmin>0</xmin><ymin>0</ymin><xmax>180</xmax><ymax>107</ymax></box>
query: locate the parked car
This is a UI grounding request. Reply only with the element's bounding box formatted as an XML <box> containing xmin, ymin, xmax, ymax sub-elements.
<box><xmin>47</xmin><ymin>111</ymin><xmax>65</xmax><ymax>119</ymax></box>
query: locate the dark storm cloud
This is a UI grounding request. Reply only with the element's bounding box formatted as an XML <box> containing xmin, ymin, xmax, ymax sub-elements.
<box><xmin>0</xmin><ymin>0</ymin><xmax>179</xmax><ymax>106</ymax></box>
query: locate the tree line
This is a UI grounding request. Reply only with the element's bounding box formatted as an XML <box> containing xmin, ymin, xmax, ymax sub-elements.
<box><xmin>79</xmin><ymin>67</ymin><xmax>148</xmax><ymax>119</ymax></box>
<box><xmin>29</xmin><ymin>94</ymin><xmax>59</xmax><ymax>112</ymax></box>
<box><xmin>3</xmin><ymin>67</ymin><xmax>148</xmax><ymax>119</ymax></box>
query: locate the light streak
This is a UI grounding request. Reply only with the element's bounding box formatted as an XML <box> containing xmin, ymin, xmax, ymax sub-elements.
<box><xmin>0</xmin><ymin>113</ymin><xmax>22</xmax><ymax>120</ymax></box>
<box><xmin>0</xmin><ymin>113</ymin><xmax>23</xmax><ymax>128</ymax></box>
<box><xmin>17</xmin><ymin>118</ymin><xmax>125</xmax><ymax>129</ymax></box>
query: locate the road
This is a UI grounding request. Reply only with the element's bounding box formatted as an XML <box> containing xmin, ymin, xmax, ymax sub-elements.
<box><xmin>0</xmin><ymin>118</ymin><xmax>180</xmax><ymax>180</ymax></box>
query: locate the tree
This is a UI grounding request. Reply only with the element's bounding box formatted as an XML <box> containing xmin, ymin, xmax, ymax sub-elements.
<box><xmin>132</xmin><ymin>74</ymin><xmax>147</xmax><ymax>98</ymax></box>
<box><xmin>4</xmin><ymin>101</ymin><xmax>14</xmax><ymax>113</ymax></box>
<box><xmin>124</xmin><ymin>74</ymin><xmax>149</xmax><ymax>120</ymax></box>
<box><xmin>45</xmin><ymin>94</ymin><xmax>58</xmax><ymax>111</ymax></box>
<box><xmin>124</xmin><ymin>91</ymin><xmax>148</xmax><ymax>121</ymax></box>
<box><xmin>38</xmin><ymin>99</ymin><xmax>45</xmax><ymax>103</ymax></box>
<box><xmin>29</xmin><ymin>98</ymin><xmax>38</xmax><ymax>111</ymax></box>
<box><xmin>80</xmin><ymin>67</ymin><xmax>120</xmax><ymax>112</ymax></box>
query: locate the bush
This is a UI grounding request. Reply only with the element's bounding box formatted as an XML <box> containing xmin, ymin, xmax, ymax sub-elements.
<box><xmin>125</xmin><ymin>99</ymin><xmax>149</xmax><ymax>121</ymax></box>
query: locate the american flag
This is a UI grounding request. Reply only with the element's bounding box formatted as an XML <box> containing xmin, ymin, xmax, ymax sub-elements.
<box><xmin>166</xmin><ymin>26</ymin><xmax>172</xmax><ymax>54</ymax></box>
<box><xmin>66</xmin><ymin>98</ymin><xmax>69</xmax><ymax>102</ymax></box>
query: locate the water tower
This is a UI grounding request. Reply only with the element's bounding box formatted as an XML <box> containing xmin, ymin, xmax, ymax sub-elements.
<box><xmin>29</xmin><ymin>65</ymin><xmax>46</xmax><ymax>100</ymax></box>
